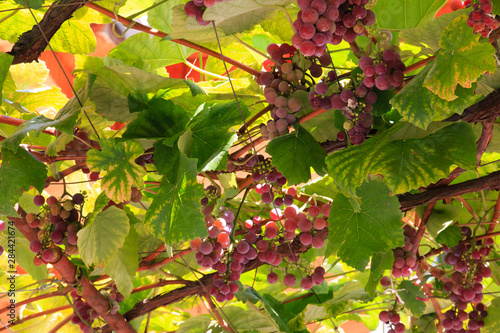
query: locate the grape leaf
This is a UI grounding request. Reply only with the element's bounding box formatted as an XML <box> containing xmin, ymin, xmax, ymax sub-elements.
<box><xmin>423</xmin><ymin>15</ymin><xmax>497</xmax><ymax>101</ymax></box>
<box><xmin>104</xmin><ymin>221</ymin><xmax>139</xmax><ymax>298</ymax></box>
<box><xmin>13</xmin><ymin>0</ymin><xmax>44</xmax><ymax>9</ymax></box>
<box><xmin>398</xmin><ymin>281</ymin><xmax>427</xmax><ymax>317</ymax></box>
<box><xmin>0</xmin><ymin>147</ymin><xmax>47</xmax><ymax>215</ymax></box>
<box><xmin>122</xmin><ymin>98</ymin><xmax>190</xmax><ymax>141</ymax></box>
<box><xmin>51</xmin><ymin>18</ymin><xmax>96</xmax><ymax>55</ymax></box>
<box><xmin>261</xmin><ymin>294</ymin><xmax>293</xmax><ymax>333</ymax></box>
<box><xmin>325</xmin><ymin>180</ymin><xmax>404</xmax><ymax>271</ymax></box>
<box><xmin>1</xmin><ymin>75</ymin><xmax>96</xmax><ymax>152</ymax></box>
<box><xmin>90</xmin><ymin>64</ymin><xmax>199</xmax><ymax>122</ymax></box>
<box><xmin>184</xmin><ymin>101</ymin><xmax>248</xmax><ymax>171</ymax></box>
<box><xmin>483</xmin><ymin>298</ymin><xmax>500</xmax><ymax>333</ymax></box>
<box><xmin>148</xmin><ymin>0</ymin><xmax>183</xmax><ymax>33</ymax></box>
<box><xmin>325</xmin><ymin>122</ymin><xmax>477</xmax><ymax>196</ymax></box>
<box><xmin>391</xmin><ymin>63</ymin><xmax>481</xmax><ymax>129</ymax></box>
<box><xmin>77</xmin><ymin>206</ymin><xmax>130</xmax><ymax>267</ymax></box>
<box><xmin>366</xmin><ymin>251</ymin><xmax>394</xmax><ymax>298</ymax></box>
<box><xmin>300</xmin><ymin>109</ymin><xmax>340</xmax><ymax>142</ymax></box>
<box><xmin>419</xmin><ymin>202</ymin><xmax>463</xmax><ymax>247</ymax></box>
<box><xmin>400</xmin><ymin>9</ymin><xmax>469</xmax><ymax>55</ymax></box>
<box><xmin>176</xmin><ymin>315</ymin><xmax>216</xmax><ymax>333</ymax></box>
<box><xmin>203</xmin><ymin>0</ymin><xmax>293</xmax><ymax>36</ymax></box>
<box><xmin>266</xmin><ymin>125</ymin><xmax>327</xmax><ymax>185</ymax></box>
<box><xmin>0</xmin><ymin>235</ymin><xmax>47</xmax><ymax>281</ymax></box>
<box><xmin>108</xmin><ymin>33</ymin><xmax>192</xmax><ymax>72</ymax></box>
<box><xmin>0</xmin><ymin>52</ymin><xmax>13</xmax><ymax>101</ymax></box>
<box><xmin>0</xmin><ymin>3</ymin><xmax>44</xmax><ymax>44</ymax></box>
<box><xmin>169</xmin><ymin>4</ymin><xmax>228</xmax><ymax>43</ymax></box>
<box><xmin>86</xmin><ymin>139</ymin><xmax>146</xmax><ymax>203</ymax></box>
<box><xmin>144</xmin><ymin>152</ymin><xmax>207</xmax><ymax>244</ymax></box>
<box><xmin>374</xmin><ymin>0</ymin><xmax>446</xmax><ymax>30</ymax></box>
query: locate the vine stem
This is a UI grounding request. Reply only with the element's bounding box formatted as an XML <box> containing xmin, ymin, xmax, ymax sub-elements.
<box><xmin>203</xmin><ymin>294</ymin><xmax>234</xmax><ymax>333</ymax></box>
<box><xmin>140</xmin><ymin>243</ymin><xmax>166</xmax><ymax>263</ymax></box>
<box><xmin>488</xmin><ymin>192</ymin><xmax>500</xmax><ymax>232</ymax></box>
<box><xmin>137</xmin><ymin>249</ymin><xmax>192</xmax><ymax>271</ymax></box>
<box><xmin>131</xmin><ymin>280</ymin><xmax>190</xmax><ymax>294</ymax></box>
<box><xmin>48</xmin><ymin>314</ymin><xmax>72</xmax><ymax>333</ymax></box>
<box><xmin>0</xmin><ymin>115</ymin><xmax>54</xmax><ymax>135</ymax></box>
<box><xmin>0</xmin><ymin>304</ymin><xmax>73</xmax><ymax>331</ymax></box>
<box><xmin>0</xmin><ymin>286</ymin><xmax>73</xmax><ymax>315</ymax></box>
<box><xmin>417</xmin><ymin>266</ymin><xmax>444</xmax><ymax>333</ymax></box>
<box><xmin>404</xmin><ymin>56</ymin><xmax>435</xmax><ymax>74</ymax></box>
<box><xmin>84</xmin><ymin>2</ymin><xmax>260</xmax><ymax>77</ymax></box>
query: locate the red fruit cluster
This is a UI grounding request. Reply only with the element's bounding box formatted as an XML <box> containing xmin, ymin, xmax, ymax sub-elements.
<box><xmin>466</xmin><ymin>0</ymin><xmax>499</xmax><ymax>37</ymax></box>
<box><xmin>441</xmin><ymin>227</ymin><xmax>493</xmax><ymax>332</ymax></box>
<box><xmin>27</xmin><ymin>194</ymin><xmax>84</xmax><ymax>265</ymax></box>
<box><xmin>258</xmin><ymin>43</ymin><xmax>307</xmax><ymax>140</ymax></box>
<box><xmin>293</xmin><ymin>0</ymin><xmax>376</xmax><ymax>57</ymax></box>
<box><xmin>358</xmin><ymin>50</ymin><xmax>406</xmax><ymax>91</ymax></box>
<box><xmin>70</xmin><ymin>290</ymin><xmax>100</xmax><ymax>333</ymax></box>
<box><xmin>184</xmin><ymin>0</ymin><xmax>230</xmax><ymax>26</ymax></box>
<box><xmin>391</xmin><ymin>225</ymin><xmax>419</xmax><ymax>278</ymax></box>
<box><xmin>378</xmin><ymin>310</ymin><xmax>406</xmax><ymax>333</ymax></box>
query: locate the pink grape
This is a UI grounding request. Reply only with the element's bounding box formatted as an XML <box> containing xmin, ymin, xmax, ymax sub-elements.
<box><xmin>267</xmin><ymin>272</ymin><xmax>279</xmax><ymax>284</ymax></box>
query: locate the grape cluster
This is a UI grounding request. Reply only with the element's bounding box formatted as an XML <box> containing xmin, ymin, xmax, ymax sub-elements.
<box><xmin>194</xmin><ymin>160</ymin><xmax>330</xmax><ymax>298</ymax></box>
<box><xmin>292</xmin><ymin>0</ymin><xmax>376</xmax><ymax>57</ymax></box>
<box><xmin>62</xmin><ymin>129</ymin><xmax>91</xmax><ymax>152</ymax></box>
<box><xmin>331</xmin><ymin>85</ymin><xmax>377</xmax><ymax>145</ymax></box>
<box><xmin>391</xmin><ymin>225</ymin><xmax>419</xmax><ymax>278</ymax></box>
<box><xmin>27</xmin><ymin>193</ymin><xmax>86</xmax><ymax>265</ymax></box>
<box><xmin>258</xmin><ymin>43</ymin><xmax>307</xmax><ymax>140</ymax></box>
<box><xmin>378</xmin><ymin>310</ymin><xmax>407</xmax><ymax>333</ymax></box>
<box><xmin>70</xmin><ymin>290</ymin><xmax>99</xmax><ymax>333</ymax></box>
<box><xmin>248</xmin><ymin>155</ymin><xmax>295</xmax><ymax>207</ymax></box>
<box><xmin>184</xmin><ymin>0</ymin><xmax>229</xmax><ymax>26</ymax></box>
<box><xmin>466</xmin><ymin>0</ymin><xmax>499</xmax><ymax>37</ymax></box>
<box><xmin>441</xmin><ymin>227</ymin><xmax>493</xmax><ymax>332</ymax></box>
<box><xmin>358</xmin><ymin>50</ymin><xmax>406</xmax><ymax>91</ymax></box>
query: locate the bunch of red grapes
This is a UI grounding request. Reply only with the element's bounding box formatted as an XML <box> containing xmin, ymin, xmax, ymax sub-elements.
<box><xmin>441</xmin><ymin>226</ymin><xmax>493</xmax><ymax>332</ymax></box>
<box><xmin>184</xmin><ymin>0</ymin><xmax>230</xmax><ymax>26</ymax></box>
<box><xmin>27</xmin><ymin>193</ymin><xmax>85</xmax><ymax>265</ymax></box>
<box><xmin>330</xmin><ymin>85</ymin><xmax>377</xmax><ymax>145</ymax></box>
<box><xmin>390</xmin><ymin>225</ymin><xmax>419</xmax><ymax>278</ymax></box>
<box><xmin>358</xmin><ymin>50</ymin><xmax>406</xmax><ymax>91</ymax></box>
<box><xmin>466</xmin><ymin>0</ymin><xmax>498</xmax><ymax>37</ymax></box>
<box><xmin>378</xmin><ymin>310</ymin><xmax>407</xmax><ymax>333</ymax></box>
<box><xmin>293</xmin><ymin>0</ymin><xmax>376</xmax><ymax>57</ymax></box>
<box><xmin>258</xmin><ymin>43</ymin><xmax>309</xmax><ymax>140</ymax></box>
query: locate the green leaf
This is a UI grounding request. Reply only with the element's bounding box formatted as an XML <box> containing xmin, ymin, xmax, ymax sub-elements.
<box><xmin>203</xmin><ymin>0</ymin><xmax>293</xmax><ymax>35</ymax></box>
<box><xmin>266</xmin><ymin>125</ymin><xmax>327</xmax><ymax>185</ymax></box>
<box><xmin>86</xmin><ymin>139</ymin><xmax>146</xmax><ymax>203</ymax></box>
<box><xmin>423</xmin><ymin>15</ymin><xmax>497</xmax><ymax>101</ymax></box>
<box><xmin>90</xmin><ymin>64</ymin><xmax>197</xmax><ymax>122</ymax></box>
<box><xmin>261</xmin><ymin>294</ymin><xmax>293</xmax><ymax>333</ymax></box>
<box><xmin>51</xmin><ymin>17</ymin><xmax>96</xmax><ymax>54</ymax></box>
<box><xmin>300</xmin><ymin>109</ymin><xmax>340</xmax><ymax>143</ymax></box>
<box><xmin>0</xmin><ymin>235</ymin><xmax>47</xmax><ymax>281</ymax></box>
<box><xmin>0</xmin><ymin>52</ymin><xmax>13</xmax><ymax>101</ymax></box>
<box><xmin>104</xmin><ymin>221</ymin><xmax>139</xmax><ymax>298</ymax></box>
<box><xmin>148</xmin><ymin>0</ymin><xmax>183</xmax><ymax>34</ymax></box>
<box><xmin>154</xmin><ymin>141</ymin><xmax>181</xmax><ymax>183</ymax></box>
<box><xmin>108</xmin><ymin>33</ymin><xmax>191</xmax><ymax>72</ymax></box>
<box><xmin>398</xmin><ymin>280</ymin><xmax>427</xmax><ymax>317</ymax></box>
<box><xmin>13</xmin><ymin>0</ymin><xmax>43</xmax><ymax>9</ymax></box>
<box><xmin>0</xmin><ymin>4</ymin><xmax>44</xmax><ymax>44</ymax></box>
<box><xmin>176</xmin><ymin>315</ymin><xmax>216</xmax><ymax>333</ymax></box>
<box><xmin>1</xmin><ymin>74</ymin><xmax>96</xmax><ymax>152</ymax></box>
<box><xmin>226</xmin><ymin>304</ymin><xmax>285</xmax><ymax>333</ymax></box>
<box><xmin>366</xmin><ymin>251</ymin><xmax>394</xmax><ymax>298</ymax></box>
<box><xmin>483</xmin><ymin>298</ymin><xmax>500</xmax><ymax>333</ymax></box>
<box><xmin>185</xmin><ymin>101</ymin><xmax>248</xmax><ymax>171</ymax></box>
<box><xmin>325</xmin><ymin>122</ymin><xmax>477</xmax><ymax>196</ymax></box>
<box><xmin>144</xmin><ymin>152</ymin><xmax>207</xmax><ymax>244</ymax></box>
<box><xmin>391</xmin><ymin>63</ymin><xmax>481</xmax><ymax>128</ymax></box>
<box><xmin>374</xmin><ymin>0</ymin><xmax>446</xmax><ymax>30</ymax></box>
<box><xmin>420</xmin><ymin>202</ymin><xmax>463</xmax><ymax>247</ymax></box>
<box><xmin>77</xmin><ymin>206</ymin><xmax>130</xmax><ymax>267</ymax></box>
<box><xmin>260</xmin><ymin>6</ymin><xmax>297</xmax><ymax>42</ymax></box>
<box><xmin>122</xmin><ymin>98</ymin><xmax>190</xmax><ymax>141</ymax></box>
<box><xmin>0</xmin><ymin>147</ymin><xmax>47</xmax><ymax>215</ymax></box>
<box><xmin>400</xmin><ymin>9</ymin><xmax>469</xmax><ymax>55</ymax></box>
<box><xmin>325</xmin><ymin>181</ymin><xmax>404</xmax><ymax>271</ymax></box>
